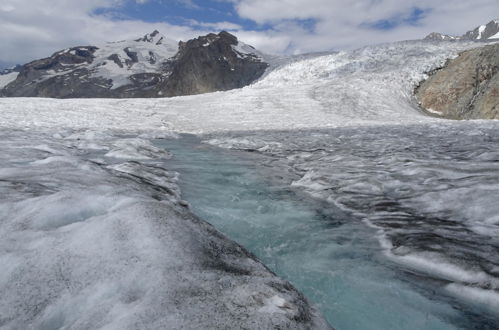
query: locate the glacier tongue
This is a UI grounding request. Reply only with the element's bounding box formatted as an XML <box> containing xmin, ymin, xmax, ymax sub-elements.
<box><xmin>1</xmin><ymin>40</ymin><xmax>496</xmax><ymax>133</ymax></box>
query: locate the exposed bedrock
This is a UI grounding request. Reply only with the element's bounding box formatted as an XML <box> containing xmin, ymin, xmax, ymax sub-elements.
<box><xmin>415</xmin><ymin>43</ymin><xmax>499</xmax><ymax>119</ymax></box>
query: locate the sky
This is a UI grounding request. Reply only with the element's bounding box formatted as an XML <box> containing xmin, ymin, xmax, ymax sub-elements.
<box><xmin>0</xmin><ymin>0</ymin><xmax>498</xmax><ymax>68</ymax></box>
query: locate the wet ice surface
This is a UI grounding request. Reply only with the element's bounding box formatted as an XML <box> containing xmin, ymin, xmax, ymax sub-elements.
<box><xmin>198</xmin><ymin>121</ymin><xmax>499</xmax><ymax>329</ymax></box>
<box><xmin>0</xmin><ymin>129</ymin><xmax>329</xmax><ymax>330</ymax></box>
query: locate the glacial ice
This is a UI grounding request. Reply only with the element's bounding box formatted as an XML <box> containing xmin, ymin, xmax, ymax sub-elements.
<box><xmin>0</xmin><ymin>129</ymin><xmax>329</xmax><ymax>329</ymax></box>
<box><xmin>160</xmin><ymin>134</ymin><xmax>499</xmax><ymax>329</ymax></box>
<box><xmin>204</xmin><ymin>122</ymin><xmax>499</xmax><ymax>327</ymax></box>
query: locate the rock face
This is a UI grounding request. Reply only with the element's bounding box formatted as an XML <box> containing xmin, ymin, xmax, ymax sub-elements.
<box><xmin>424</xmin><ymin>19</ymin><xmax>499</xmax><ymax>41</ymax></box>
<box><xmin>462</xmin><ymin>19</ymin><xmax>499</xmax><ymax>40</ymax></box>
<box><xmin>415</xmin><ymin>43</ymin><xmax>499</xmax><ymax>119</ymax></box>
<box><xmin>0</xmin><ymin>31</ymin><xmax>268</xmax><ymax>98</ymax></box>
<box><xmin>158</xmin><ymin>31</ymin><xmax>268</xmax><ymax>97</ymax></box>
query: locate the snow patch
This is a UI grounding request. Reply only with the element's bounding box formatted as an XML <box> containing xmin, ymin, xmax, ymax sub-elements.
<box><xmin>88</xmin><ymin>32</ymin><xmax>178</xmax><ymax>89</ymax></box>
<box><xmin>232</xmin><ymin>41</ymin><xmax>263</xmax><ymax>61</ymax></box>
<box><xmin>425</xmin><ymin>108</ymin><xmax>443</xmax><ymax>115</ymax></box>
<box><xmin>0</xmin><ymin>72</ymin><xmax>19</xmax><ymax>88</ymax></box>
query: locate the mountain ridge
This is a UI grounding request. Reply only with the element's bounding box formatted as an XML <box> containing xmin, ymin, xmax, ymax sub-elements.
<box><xmin>424</xmin><ymin>19</ymin><xmax>499</xmax><ymax>41</ymax></box>
<box><xmin>0</xmin><ymin>31</ymin><xmax>268</xmax><ymax>98</ymax></box>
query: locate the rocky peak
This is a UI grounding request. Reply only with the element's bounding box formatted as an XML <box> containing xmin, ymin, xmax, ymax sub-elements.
<box><xmin>161</xmin><ymin>30</ymin><xmax>267</xmax><ymax>97</ymax></box>
<box><xmin>25</xmin><ymin>46</ymin><xmax>97</xmax><ymax>73</ymax></box>
<box><xmin>462</xmin><ymin>19</ymin><xmax>499</xmax><ymax>40</ymax></box>
<box><xmin>135</xmin><ymin>30</ymin><xmax>167</xmax><ymax>45</ymax></box>
<box><xmin>218</xmin><ymin>31</ymin><xmax>239</xmax><ymax>44</ymax></box>
<box><xmin>423</xmin><ymin>32</ymin><xmax>456</xmax><ymax>41</ymax></box>
<box><xmin>423</xmin><ymin>19</ymin><xmax>499</xmax><ymax>41</ymax></box>
<box><xmin>178</xmin><ymin>31</ymin><xmax>237</xmax><ymax>51</ymax></box>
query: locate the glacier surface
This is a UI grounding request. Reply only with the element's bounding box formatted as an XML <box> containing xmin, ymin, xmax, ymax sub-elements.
<box><xmin>1</xmin><ymin>40</ymin><xmax>496</xmax><ymax>133</ymax></box>
<box><xmin>1</xmin><ymin>39</ymin><xmax>499</xmax><ymax>329</ymax></box>
<box><xmin>205</xmin><ymin>122</ymin><xmax>499</xmax><ymax>319</ymax></box>
<box><xmin>0</xmin><ymin>129</ymin><xmax>329</xmax><ymax>329</ymax></box>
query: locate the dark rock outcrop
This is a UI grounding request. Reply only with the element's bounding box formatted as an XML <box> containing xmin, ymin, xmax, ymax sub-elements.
<box><xmin>0</xmin><ymin>31</ymin><xmax>268</xmax><ymax>98</ymax></box>
<box><xmin>1</xmin><ymin>46</ymin><xmax>103</xmax><ymax>98</ymax></box>
<box><xmin>158</xmin><ymin>31</ymin><xmax>268</xmax><ymax>97</ymax></box>
<box><xmin>415</xmin><ymin>43</ymin><xmax>499</xmax><ymax>119</ymax></box>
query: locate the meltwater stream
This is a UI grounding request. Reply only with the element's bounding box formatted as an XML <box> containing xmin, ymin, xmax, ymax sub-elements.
<box><xmin>156</xmin><ymin>134</ymin><xmax>497</xmax><ymax>330</ymax></box>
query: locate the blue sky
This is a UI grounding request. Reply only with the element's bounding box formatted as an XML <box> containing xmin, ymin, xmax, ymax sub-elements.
<box><xmin>0</xmin><ymin>0</ymin><xmax>498</xmax><ymax>68</ymax></box>
<box><xmin>94</xmin><ymin>0</ymin><xmax>275</xmax><ymax>32</ymax></box>
<box><xmin>96</xmin><ymin>0</ymin><xmax>429</xmax><ymax>32</ymax></box>
<box><xmin>96</xmin><ymin>1</ymin><xmax>238</xmax><ymax>26</ymax></box>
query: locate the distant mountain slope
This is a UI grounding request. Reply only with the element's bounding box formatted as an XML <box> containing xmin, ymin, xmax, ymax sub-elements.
<box><xmin>0</xmin><ymin>31</ymin><xmax>268</xmax><ymax>98</ymax></box>
<box><xmin>424</xmin><ymin>19</ymin><xmax>499</xmax><ymax>41</ymax></box>
<box><xmin>462</xmin><ymin>19</ymin><xmax>499</xmax><ymax>40</ymax></box>
<box><xmin>416</xmin><ymin>43</ymin><xmax>499</xmax><ymax>119</ymax></box>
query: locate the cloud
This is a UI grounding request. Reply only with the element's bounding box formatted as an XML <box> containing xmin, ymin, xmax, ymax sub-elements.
<box><xmin>184</xmin><ymin>19</ymin><xmax>242</xmax><ymax>31</ymax></box>
<box><xmin>0</xmin><ymin>0</ymin><xmax>498</xmax><ymax>67</ymax></box>
<box><xmin>0</xmin><ymin>0</ymin><xmax>206</xmax><ymax>65</ymax></box>
<box><xmin>225</xmin><ymin>0</ymin><xmax>499</xmax><ymax>52</ymax></box>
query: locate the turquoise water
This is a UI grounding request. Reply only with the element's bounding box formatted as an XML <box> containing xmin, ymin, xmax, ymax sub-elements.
<box><xmin>156</xmin><ymin>135</ymin><xmax>487</xmax><ymax>330</ymax></box>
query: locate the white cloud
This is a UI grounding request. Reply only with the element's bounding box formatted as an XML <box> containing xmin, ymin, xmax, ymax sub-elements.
<box><xmin>185</xmin><ymin>19</ymin><xmax>242</xmax><ymax>31</ymax></box>
<box><xmin>0</xmin><ymin>0</ymin><xmax>498</xmax><ymax>66</ymax></box>
<box><xmin>225</xmin><ymin>0</ymin><xmax>499</xmax><ymax>53</ymax></box>
<box><xmin>0</xmin><ymin>0</ymin><xmax>208</xmax><ymax>65</ymax></box>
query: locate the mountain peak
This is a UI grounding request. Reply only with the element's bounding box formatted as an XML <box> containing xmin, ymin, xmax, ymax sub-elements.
<box><xmin>423</xmin><ymin>32</ymin><xmax>456</xmax><ymax>41</ymax></box>
<box><xmin>1</xmin><ymin>30</ymin><xmax>268</xmax><ymax>98</ymax></box>
<box><xmin>135</xmin><ymin>30</ymin><xmax>167</xmax><ymax>45</ymax></box>
<box><xmin>424</xmin><ymin>19</ymin><xmax>499</xmax><ymax>41</ymax></box>
<box><xmin>462</xmin><ymin>19</ymin><xmax>499</xmax><ymax>40</ymax></box>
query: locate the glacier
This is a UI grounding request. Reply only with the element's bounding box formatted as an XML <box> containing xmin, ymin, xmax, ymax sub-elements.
<box><xmin>1</xmin><ymin>40</ymin><xmax>493</xmax><ymax>133</ymax></box>
<box><xmin>204</xmin><ymin>122</ymin><xmax>499</xmax><ymax>326</ymax></box>
<box><xmin>1</xmin><ymin>39</ymin><xmax>499</xmax><ymax>329</ymax></box>
<box><xmin>0</xmin><ymin>128</ymin><xmax>329</xmax><ymax>329</ymax></box>
<box><xmin>159</xmin><ymin>133</ymin><xmax>499</xmax><ymax>329</ymax></box>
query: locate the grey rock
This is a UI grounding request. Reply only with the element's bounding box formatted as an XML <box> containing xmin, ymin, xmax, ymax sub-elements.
<box><xmin>423</xmin><ymin>32</ymin><xmax>457</xmax><ymax>41</ymax></box>
<box><xmin>415</xmin><ymin>43</ymin><xmax>499</xmax><ymax>119</ymax></box>
<box><xmin>158</xmin><ymin>31</ymin><xmax>268</xmax><ymax>97</ymax></box>
<box><xmin>462</xmin><ymin>19</ymin><xmax>499</xmax><ymax>40</ymax></box>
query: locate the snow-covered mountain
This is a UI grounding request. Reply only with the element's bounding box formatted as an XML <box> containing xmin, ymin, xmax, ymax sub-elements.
<box><xmin>0</xmin><ymin>31</ymin><xmax>268</xmax><ymax>98</ymax></box>
<box><xmin>424</xmin><ymin>19</ymin><xmax>499</xmax><ymax>41</ymax></box>
<box><xmin>423</xmin><ymin>32</ymin><xmax>459</xmax><ymax>41</ymax></box>
<box><xmin>462</xmin><ymin>19</ymin><xmax>499</xmax><ymax>40</ymax></box>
